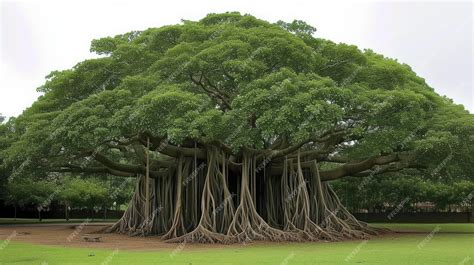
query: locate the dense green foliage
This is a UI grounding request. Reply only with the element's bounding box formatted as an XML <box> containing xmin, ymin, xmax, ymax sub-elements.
<box><xmin>4</xmin><ymin>177</ymin><xmax>56</xmax><ymax>210</ymax></box>
<box><xmin>4</xmin><ymin>176</ymin><xmax>133</xmax><ymax>214</ymax></box>
<box><xmin>1</xmin><ymin>12</ymin><xmax>471</xmax><ymax>181</ymax></box>
<box><xmin>333</xmin><ymin>176</ymin><xmax>473</xmax><ymax>212</ymax></box>
<box><xmin>0</xmin><ymin>13</ymin><xmax>472</xmax><ymax>229</ymax></box>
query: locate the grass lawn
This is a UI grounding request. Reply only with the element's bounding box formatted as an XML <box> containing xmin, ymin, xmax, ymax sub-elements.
<box><xmin>0</xmin><ymin>223</ymin><xmax>472</xmax><ymax>265</ymax></box>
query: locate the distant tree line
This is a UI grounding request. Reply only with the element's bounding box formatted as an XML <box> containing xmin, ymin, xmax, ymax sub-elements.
<box><xmin>2</xmin><ymin>175</ymin><xmax>134</xmax><ymax>220</ymax></box>
<box><xmin>332</xmin><ymin>173</ymin><xmax>473</xmax><ymax>213</ymax></box>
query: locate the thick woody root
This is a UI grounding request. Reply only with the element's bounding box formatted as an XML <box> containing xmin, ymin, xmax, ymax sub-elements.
<box><xmin>318</xmin><ymin>186</ymin><xmax>372</xmax><ymax>240</ymax></box>
<box><xmin>226</xmin><ymin>200</ymin><xmax>300</xmax><ymax>243</ymax></box>
<box><xmin>225</xmin><ymin>155</ymin><xmax>299</xmax><ymax>243</ymax></box>
<box><xmin>108</xmin><ymin>150</ymin><xmax>385</xmax><ymax>244</ymax></box>
<box><xmin>161</xmin><ymin>156</ymin><xmax>189</xmax><ymax>240</ymax></box>
<box><xmin>280</xmin><ymin>153</ymin><xmax>338</xmax><ymax>242</ymax></box>
<box><xmin>105</xmin><ymin>174</ymin><xmax>168</xmax><ymax>236</ymax></box>
<box><xmin>319</xmin><ymin>209</ymin><xmax>369</xmax><ymax>240</ymax></box>
<box><xmin>164</xmin><ymin>150</ymin><xmax>235</xmax><ymax>243</ymax></box>
<box><xmin>324</xmin><ymin>183</ymin><xmax>389</xmax><ymax>235</ymax></box>
<box><xmin>309</xmin><ymin>161</ymin><xmax>372</xmax><ymax>240</ymax></box>
<box><xmin>106</xmin><ymin>190</ymin><xmax>155</xmax><ymax>236</ymax></box>
<box><xmin>283</xmin><ymin>219</ymin><xmax>335</xmax><ymax>242</ymax></box>
<box><xmin>165</xmin><ymin>225</ymin><xmax>227</xmax><ymax>243</ymax></box>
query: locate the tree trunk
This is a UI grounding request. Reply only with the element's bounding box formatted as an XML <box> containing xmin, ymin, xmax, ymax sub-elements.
<box><xmin>106</xmin><ymin>149</ymin><xmax>385</xmax><ymax>243</ymax></box>
<box><xmin>145</xmin><ymin>137</ymin><xmax>150</xmax><ymax>222</ymax></box>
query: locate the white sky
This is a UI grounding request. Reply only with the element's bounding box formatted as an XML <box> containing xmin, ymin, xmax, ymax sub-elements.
<box><xmin>0</xmin><ymin>0</ymin><xmax>472</xmax><ymax>119</ymax></box>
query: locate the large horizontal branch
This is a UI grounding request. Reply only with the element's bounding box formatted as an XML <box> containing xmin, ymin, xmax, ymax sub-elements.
<box><xmin>55</xmin><ymin>165</ymin><xmax>137</xmax><ymax>177</ymax></box>
<box><xmin>92</xmin><ymin>152</ymin><xmax>144</xmax><ymax>174</ymax></box>
<box><xmin>139</xmin><ymin>131</ymin><xmax>208</xmax><ymax>159</ymax></box>
<box><xmin>56</xmin><ymin>163</ymin><xmax>169</xmax><ymax>179</ymax></box>
<box><xmin>190</xmin><ymin>73</ymin><xmax>232</xmax><ymax>111</ymax></box>
<box><xmin>318</xmin><ymin>152</ymin><xmax>414</xmax><ymax>181</ymax></box>
<box><xmin>106</xmin><ymin>126</ymin><xmax>350</xmax><ymax>164</ymax></box>
<box><xmin>250</xmin><ymin>129</ymin><xmax>347</xmax><ymax>160</ymax></box>
<box><xmin>351</xmin><ymin>162</ymin><xmax>425</xmax><ymax>178</ymax></box>
<box><xmin>268</xmin><ymin>152</ymin><xmax>413</xmax><ymax>181</ymax></box>
<box><xmin>73</xmin><ymin>151</ymin><xmax>170</xmax><ymax>178</ymax></box>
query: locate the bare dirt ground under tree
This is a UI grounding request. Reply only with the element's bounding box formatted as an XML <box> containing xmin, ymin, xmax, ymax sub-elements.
<box><xmin>0</xmin><ymin>224</ymin><xmax>423</xmax><ymax>251</ymax></box>
<box><xmin>0</xmin><ymin>224</ymin><xmax>225</xmax><ymax>250</ymax></box>
<box><xmin>0</xmin><ymin>224</ymin><xmax>334</xmax><ymax>250</ymax></box>
<box><xmin>0</xmin><ymin>224</ymin><xmax>304</xmax><ymax>250</ymax></box>
<box><xmin>0</xmin><ymin>223</ymin><xmax>474</xmax><ymax>251</ymax></box>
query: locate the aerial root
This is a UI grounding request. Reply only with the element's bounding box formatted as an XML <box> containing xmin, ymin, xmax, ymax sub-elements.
<box><xmin>106</xmin><ymin>150</ymin><xmax>385</xmax><ymax>244</ymax></box>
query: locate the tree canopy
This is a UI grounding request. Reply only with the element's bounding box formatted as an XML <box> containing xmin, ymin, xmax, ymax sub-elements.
<box><xmin>0</xmin><ymin>12</ymin><xmax>472</xmax><ymax>243</ymax></box>
<box><xmin>2</xmin><ymin>12</ymin><xmax>471</xmax><ymax>181</ymax></box>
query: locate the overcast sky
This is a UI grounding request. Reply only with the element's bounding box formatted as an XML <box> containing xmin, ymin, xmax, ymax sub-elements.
<box><xmin>1</xmin><ymin>0</ymin><xmax>472</xmax><ymax>118</ymax></box>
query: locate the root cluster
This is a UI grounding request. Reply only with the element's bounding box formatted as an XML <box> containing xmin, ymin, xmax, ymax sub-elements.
<box><xmin>107</xmin><ymin>148</ymin><xmax>382</xmax><ymax>243</ymax></box>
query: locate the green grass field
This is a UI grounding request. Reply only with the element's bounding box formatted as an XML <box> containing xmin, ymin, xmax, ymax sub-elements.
<box><xmin>0</xmin><ymin>223</ymin><xmax>472</xmax><ymax>265</ymax></box>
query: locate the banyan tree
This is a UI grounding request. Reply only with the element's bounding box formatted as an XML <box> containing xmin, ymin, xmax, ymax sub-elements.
<box><xmin>2</xmin><ymin>13</ymin><xmax>473</xmax><ymax>243</ymax></box>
